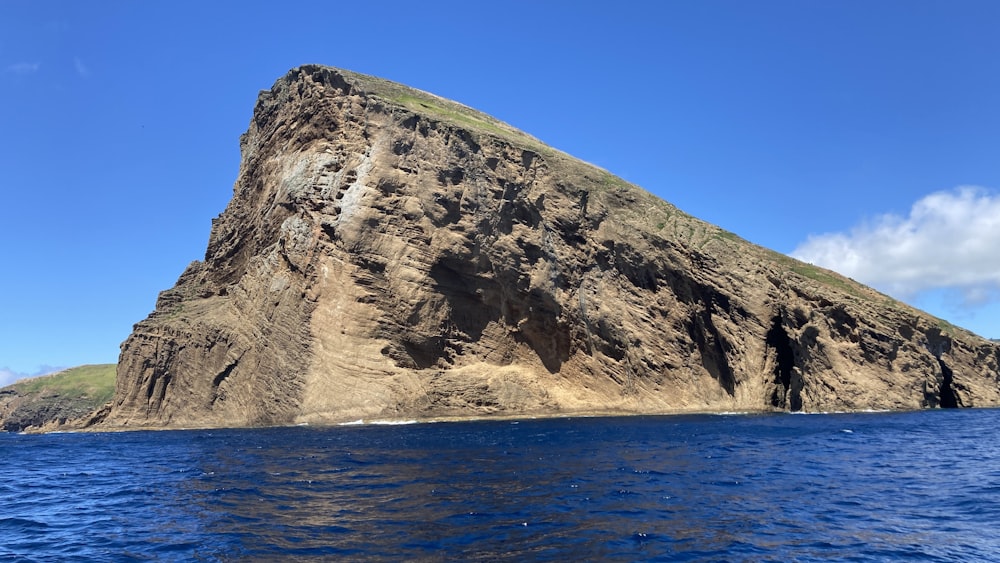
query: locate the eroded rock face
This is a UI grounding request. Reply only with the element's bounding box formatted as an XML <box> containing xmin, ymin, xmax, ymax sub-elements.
<box><xmin>101</xmin><ymin>65</ymin><xmax>1000</xmax><ymax>429</ymax></box>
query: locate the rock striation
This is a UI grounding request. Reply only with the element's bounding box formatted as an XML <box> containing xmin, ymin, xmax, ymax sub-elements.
<box><xmin>98</xmin><ymin>65</ymin><xmax>1000</xmax><ymax>429</ymax></box>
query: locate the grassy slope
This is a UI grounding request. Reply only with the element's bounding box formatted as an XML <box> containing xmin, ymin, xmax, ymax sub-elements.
<box><xmin>6</xmin><ymin>364</ymin><xmax>116</xmax><ymax>404</ymax></box>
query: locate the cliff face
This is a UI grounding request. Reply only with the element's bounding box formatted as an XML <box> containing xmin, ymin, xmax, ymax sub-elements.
<box><xmin>101</xmin><ymin>65</ymin><xmax>1000</xmax><ymax>429</ymax></box>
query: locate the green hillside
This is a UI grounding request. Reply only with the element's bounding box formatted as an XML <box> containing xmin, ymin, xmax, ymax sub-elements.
<box><xmin>1</xmin><ymin>364</ymin><xmax>116</xmax><ymax>431</ymax></box>
<box><xmin>9</xmin><ymin>364</ymin><xmax>116</xmax><ymax>402</ymax></box>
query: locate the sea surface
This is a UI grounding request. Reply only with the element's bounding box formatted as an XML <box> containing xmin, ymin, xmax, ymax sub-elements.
<box><xmin>2</xmin><ymin>409</ymin><xmax>999</xmax><ymax>562</ymax></box>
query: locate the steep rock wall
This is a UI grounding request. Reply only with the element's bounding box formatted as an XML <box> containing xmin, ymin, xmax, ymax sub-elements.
<box><xmin>102</xmin><ymin>66</ymin><xmax>1000</xmax><ymax>428</ymax></box>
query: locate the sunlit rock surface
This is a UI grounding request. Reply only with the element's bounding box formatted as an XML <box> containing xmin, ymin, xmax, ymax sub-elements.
<box><xmin>97</xmin><ymin>66</ymin><xmax>1000</xmax><ymax>429</ymax></box>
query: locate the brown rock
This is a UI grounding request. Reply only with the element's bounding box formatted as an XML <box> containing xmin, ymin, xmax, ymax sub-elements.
<box><xmin>98</xmin><ymin>65</ymin><xmax>1000</xmax><ymax>429</ymax></box>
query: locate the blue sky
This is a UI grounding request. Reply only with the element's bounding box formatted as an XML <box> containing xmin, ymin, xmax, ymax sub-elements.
<box><xmin>3</xmin><ymin>1</ymin><xmax>1000</xmax><ymax>385</ymax></box>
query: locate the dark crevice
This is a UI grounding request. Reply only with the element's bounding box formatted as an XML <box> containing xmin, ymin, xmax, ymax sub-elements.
<box><xmin>400</xmin><ymin>115</ymin><xmax>419</xmax><ymax>131</ymax></box>
<box><xmin>145</xmin><ymin>377</ymin><xmax>156</xmax><ymax>402</ymax></box>
<box><xmin>279</xmin><ymin>248</ymin><xmax>303</xmax><ymax>274</ymax></box>
<box><xmin>437</xmin><ymin>167</ymin><xmax>465</xmax><ymax>186</ymax></box>
<box><xmin>937</xmin><ymin>358</ymin><xmax>959</xmax><ymax>408</ymax></box>
<box><xmin>401</xmin><ymin>338</ymin><xmax>444</xmax><ymax>370</ymax></box>
<box><xmin>766</xmin><ymin>315</ymin><xmax>801</xmax><ymax>411</ymax></box>
<box><xmin>789</xmin><ymin>376</ymin><xmax>803</xmax><ymax>412</ymax></box>
<box><xmin>212</xmin><ymin>361</ymin><xmax>238</xmax><ymax>390</ymax></box>
<box><xmin>766</xmin><ymin>317</ymin><xmax>793</xmax><ymax>394</ymax></box>
<box><xmin>689</xmin><ymin>311</ymin><xmax>735</xmax><ymax>396</ymax></box>
<box><xmin>209</xmin><ymin>361</ymin><xmax>237</xmax><ymax>406</ymax></box>
<box><xmin>429</xmin><ymin>258</ymin><xmax>492</xmax><ymax>344</ymax></box>
<box><xmin>320</xmin><ymin>222</ymin><xmax>337</xmax><ymax>241</ymax></box>
<box><xmin>155</xmin><ymin>373</ymin><xmax>171</xmax><ymax>408</ymax></box>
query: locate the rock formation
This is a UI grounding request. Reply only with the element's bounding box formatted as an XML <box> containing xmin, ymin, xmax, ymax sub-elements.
<box><xmin>1</xmin><ymin>365</ymin><xmax>115</xmax><ymax>432</ymax></box>
<box><xmin>97</xmin><ymin>65</ymin><xmax>1000</xmax><ymax>429</ymax></box>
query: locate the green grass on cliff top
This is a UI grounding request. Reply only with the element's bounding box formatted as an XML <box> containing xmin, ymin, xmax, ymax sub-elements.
<box><xmin>7</xmin><ymin>364</ymin><xmax>116</xmax><ymax>403</ymax></box>
<box><xmin>332</xmin><ymin>66</ymin><xmax>549</xmax><ymax>152</ymax></box>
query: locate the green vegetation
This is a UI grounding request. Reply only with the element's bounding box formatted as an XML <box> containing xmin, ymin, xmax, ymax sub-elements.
<box><xmin>597</xmin><ymin>170</ymin><xmax>631</xmax><ymax>192</ymax></box>
<box><xmin>10</xmin><ymin>364</ymin><xmax>116</xmax><ymax>403</ymax></box>
<box><xmin>332</xmin><ymin>65</ymin><xmax>551</xmax><ymax>151</ymax></box>
<box><xmin>713</xmin><ymin>229</ymin><xmax>744</xmax><ymax>243</ymax></box>
<box><xmin>326</xmin><ymin>66</ymin><xmax>544</xmax><ymax>151</ymax></box>
<box><xmin>393</xmin><ymin>94</ymin><xmax>514</xmax><ymax>138</ymax></box>
<box><xmin>768</xmin><ymin>252</ymin><xmax>866</xmax><ymax>299</ymax></box>
<box><xmin>934</xmin><ymin>317</ymin><xmax>960</xmax><ymax>337</ymax></box>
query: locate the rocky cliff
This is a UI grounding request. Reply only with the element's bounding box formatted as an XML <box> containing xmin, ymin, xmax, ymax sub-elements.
<box><xmin>1</xmin><ymin>365</ymin><xmax>115</xmax><ymax>432</ymax></box>
<box><xmin>97</xmin><ymin>65</ymin><xmax>1000</xmax><ymax>429</ymax></box>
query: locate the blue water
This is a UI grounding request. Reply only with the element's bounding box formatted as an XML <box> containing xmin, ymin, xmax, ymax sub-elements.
<box><xmin>2</xmin><ymin>410</ymin><xmax>999</xmax><ymax>562</ymax></box>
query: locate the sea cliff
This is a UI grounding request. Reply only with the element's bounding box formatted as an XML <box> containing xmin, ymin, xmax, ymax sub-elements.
<box><xmin>91</xmin><ymin>66</ymin><xmax>1000</xmax><ymax>429</ymax></box>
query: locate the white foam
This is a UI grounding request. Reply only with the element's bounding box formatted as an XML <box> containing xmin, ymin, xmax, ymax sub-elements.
<box><xmin>790</xmin><ymin>409</ymin><xmax>894</xmax><ymax>415</ymax></box>
<box><xmin>337</xmin><ymin>419</ymin><xmax>420</xmax><ymax>426</ymax></box>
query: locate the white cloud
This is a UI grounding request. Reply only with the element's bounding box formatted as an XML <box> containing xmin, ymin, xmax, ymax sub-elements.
<box><xmin>0</xmin><ymin>368</ymin><xmax>27</xmax><ymax>388</ymax></box>
<box><xmin>0</xmin><ymin>366</ymin><xmax>67</xmax><ymax>388</ymax></box>
<box><xmin>792</xmin><ymin>186</ymin><xmax>1000</xmax><ymax>306</ymax></box>
<box><xmin>6</xmin><ymin>62</ymin><xmax>40</xmax><ymax>74</ymax></box>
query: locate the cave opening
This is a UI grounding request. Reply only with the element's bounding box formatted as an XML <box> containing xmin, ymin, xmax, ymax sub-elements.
<box><xmin>937</xmin><ymin>358</ymin><xmax>959</xmax><ymax>408</ymax></box>
<box><xmin>766</xmin><ymin>315</ymin><xmax>800</xmax><ymax>411</ymax></box>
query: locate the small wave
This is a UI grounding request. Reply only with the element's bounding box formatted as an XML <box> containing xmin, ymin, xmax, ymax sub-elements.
<box><xmin>789</xmin><ymin>409</ymin><xmax>893</xmax><ymax>415</ymax></box>
<box><xmin>0</xmin><ymin>517</ymin><xmax>49</xmax><ymax>530</ymax></box>
<box><xmin>337</xmin><ymin>419</ymin><xmax>420</xmax><ymax>426</ymax></box>
<box><xmin>5</xmin><ymin>408</ymin><xmax>998</xmax><ymax>561</ymax></box>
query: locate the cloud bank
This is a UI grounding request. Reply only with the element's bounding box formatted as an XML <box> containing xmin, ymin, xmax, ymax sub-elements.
<box><xmin>0</xmin><ymin>366</ymin><xmax>66</xmax><ymax>388</ymax></box>
<box><xmin>792</xmin><ymin>186</ymin><xmax>1000</xmax><ymax>306</ymax></box>
<box><xmin>1</xmin><ymin>368</ymin><xmax>29</xmax><ymax>388</ymax></box>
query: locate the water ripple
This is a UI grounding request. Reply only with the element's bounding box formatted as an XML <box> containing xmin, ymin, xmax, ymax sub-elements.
<box><xmin>2</xmin><ymin>410</ymin><xmax>999</xmax><ymax>560</ymax></box>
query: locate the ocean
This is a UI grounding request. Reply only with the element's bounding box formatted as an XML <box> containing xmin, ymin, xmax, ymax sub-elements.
<box><xmin>2</xmin><ymin>409</ymin><xmax>998</xmax><ymax>561</ymax></box>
